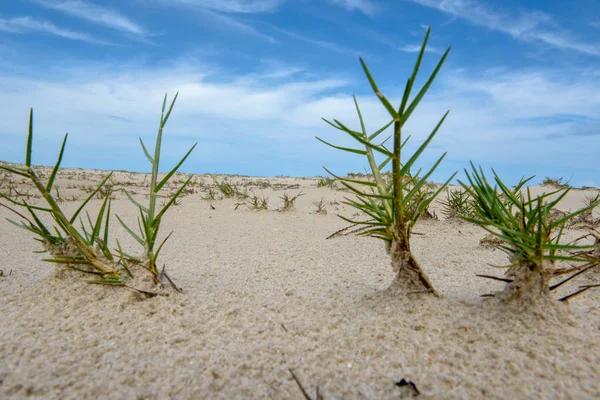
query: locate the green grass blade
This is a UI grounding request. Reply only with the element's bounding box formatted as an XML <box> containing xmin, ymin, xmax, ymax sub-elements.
<box><xmin>116</xmin><ymin>215</ymin><xmax>144</xmax><ymax>246</ymax></box>
<box><xmin>155</xmin><ymin>143</ymin><xmax>197</xmax><ymax>192</ymax></box>
<box><xmin>322</xmin><ymin>167</ymin><xmax>378</xmax><ymax>187</ymax></box>
<box><xmin>315</xmin><ymin>137</ymin><xmax>367</xmax><ymax>156</ymax></box>
<box><xmin>162</xmin><ymin>92</ymin><xmax>179</xmax><ymax>125</ymax></box>
<box><xmin>90</xmin><ymin>193</ymin><xmax>110</xmax><ymax>245</ymax></box>
<box><xmin>359</xmin><ymin>58</ymin><xmax>399</xmax><ymax>119</ymax></box>
<box><xmin>124</xmin><ymin>190</ymin><xmax>148</xmax><ymax>213</ymax></box>
<box><xmin>400</xmin><ymin>111</ymin><xmax>449</xmax><ymax>176</ymax></box>
<box><xmin>26</xmin><ymin>109</ymin><xmax>33</xmax><ymax>167</ymax></box>
<box><xmin>154</xmin><ymin>231</ymin><xmax>173</xmax><ymax>261</ymax></box>
<box><xmin>139</xmin><ymin>138</ymin><xmax>154</xmax><ymax>164</ymax></box>
<box><xmin>402</xmin><ymin>46</ymin><xmax>451</xmax><ymax>125</ymax></box>
<box><xmin>155</xmin><ymin>176</ymin><xmax>193</xmax><ymax>221</ymax></box>
<box><xmin>399</xmin><ymin>26</ymin><xmax>430</xmax><ymax>116</ymax></box>
<box><xmin>368</xmin><ymin>120</ymin><xmax>394</xmax><ymax>141</ymax></box>
<box><xmin>46</xmin><ymin>133</ymin><xmax>68</xmax><ymax>193</ymax></box>
<box><xmin>0</xmin><ymin>165</ymin><xmax>29</xmax><ymax>178</ymax></box>
<box><xmin>70</xmin><ymin>173</ymin><xmax>113</xmax><ymax>224</ymax></box>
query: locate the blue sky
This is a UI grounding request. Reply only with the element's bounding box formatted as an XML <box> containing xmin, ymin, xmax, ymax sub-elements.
<box><xmin>1</xmin><ymin>0</ymin><xmax>599</xmax><ymax>186</ymax></box>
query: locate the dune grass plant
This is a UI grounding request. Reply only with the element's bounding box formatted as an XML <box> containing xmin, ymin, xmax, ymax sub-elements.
<box><xmin>0</xmin><ymin>93</ymin><xmax>195</xmax><ymax>293</ymax></box>
<box><xmin>116</xmin><ymin>93</ymin><xmax>197</xmax><ymax>287</ymax></box>
<box><xmin>316</xmin><ymin>27</ymin><xmax>455</xmax><ymax>294</ymax></box>
<box><xmin>440</xmin><ymin>188</ymin><xmax>475</xmax><ymax>220</ymax></box>
<box><xmin>280</xmin><ymin>191</ymin><xmax>304</xmax><ymax>211</ymax></box>
<box><xmin>0</xmin><ymin>110</ymin><xmax>129</xmax><ymax>286</ymax></box>
<box><xmin>460</xmin><ymin>163</ymin><xmax>600</xmax><ymax>304</ymax></box>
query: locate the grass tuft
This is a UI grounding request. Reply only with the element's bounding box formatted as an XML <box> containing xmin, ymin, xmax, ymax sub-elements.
<box><xmin>440</xmin><ymin>188</ymin><xmax>475</xmax><ymax>220</ymax></box>
<box><xmin>460</xmin><ymin>163</ymin><xmax>600</xmax><ymax>304</ymax></box>
<box><xmin>312</xmin><ymin>197</ymin><xmax>328</xmax><ymax>215</ymax></box>
<box><xmin>0</xmin><ymin>94</ymin><xmax>196</xmax><ymax>293</ymax></box>
<box><xmin>280</xmin><ymin>191</ymin><xmax>304</xmax><ymax>212</ymax></box>
<box><xmin>247</xmin><ymin>194</ymin><xmax>269</xmax><ymax>210</ymax></box>
<box><xmin>541</xmin><ymin>176</ymin><xmax>570</xmax><ymax>189</ymax></box>
<box><xmin>316</xmin><ymin>26</ymin><xmax>454</xmax><ymax>295</ymax></box>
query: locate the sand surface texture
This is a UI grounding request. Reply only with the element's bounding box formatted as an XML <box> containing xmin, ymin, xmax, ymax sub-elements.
<box><xmin>1</xmin><ymin>167</ymin><xmax>599</xmax><ymax>399</ymax></box>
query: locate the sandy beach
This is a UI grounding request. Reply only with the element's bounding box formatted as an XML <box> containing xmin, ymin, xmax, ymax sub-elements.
<box><xmin>1</xmin><ymin>167</ymin><xmax>599</xmax><ymax>399</ymax></box>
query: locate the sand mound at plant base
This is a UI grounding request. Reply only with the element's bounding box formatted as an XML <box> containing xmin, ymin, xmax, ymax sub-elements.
<box><xmin>1</xmin><ymin>171</ymin><xmax>599</xmax><ymax>399</ymax></box>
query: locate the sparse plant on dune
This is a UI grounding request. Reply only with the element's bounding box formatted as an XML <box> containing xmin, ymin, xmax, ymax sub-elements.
<box><xmin>0</xmin><ymin>93</ymin><xmax>196</xmax><ymax>294</ymax></box>
<box><xmin>316</xmin><ymin>27</ymin><xmax>455</xmax><ymax>295</ymax></box>
<box><xmin>460</xmin><ymin>163</ymin><xmax>600</xmax><ymax>304</ymax></box>
<box><xmin>247</xmin><ymin>194</ymin><xmax>269</xmax><ymax>210</ymax></box>
<box><xmin>440</xmin><ymin>188</ymin><xmax>475</xmax><ymax>220</ymax></box>
<box><xmin>312</xmin><ymin>197</ymin><xmax>327</xmax><ymax>214</ymax></box>
<box><xmin>201</xmin><ymin>187</ymin><xmax>222</xmax><ymax>201</ymax></box>
<box><xmin>569</xmin><ymin>192</ymin><xmax>600</xmax><ymax>228</ymax></box>
<box><xmin>541</xmin><ymin>176</ymin><xmax>570</xmax><ymax>189</ymax></box>
<box><xmin>317</xmin><ymin>177</ymin><xmax>336</xmax><ymax>189</ymax></box>
<box><xmin>0</xmin><ymin>110</ymin><xmax>129</xmax><ymax>287</ymax></box>
<box><xmin>280</xmin><ymin>191</ymin><xmax>304</xmax><ymax>211</ymax></box>
<box><xmin>212</xmin><ymin>177</ymin><xmax>248</xmax><ymax>199</ymax></box>
<box><xmin>116</xmin><ymin>93</ymin><xmax>197</xmax><ymax>287</ymax></box>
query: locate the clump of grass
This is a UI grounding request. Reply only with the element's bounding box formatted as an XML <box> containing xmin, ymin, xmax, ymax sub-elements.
<box><xmin>312</xmin><ymin>197</ymin><xmax>327</xmax><ymax>215</ymax></box>
<box><xmin>316</xmin><ymin>27</ymin><xmax>454</xmax><ymax>294</ymax></box>
<box><xmin>541</xmin><ymin>176</ymin><xmax>570</xmax><ymax>189</ymax></box>
<box><xmin>440</xmin><ymin>188</ymin><xmax>475</xmax><ymax>220</ymax></box>
<box><xmin>460</xmin><ymin>163</ymin><xmax>600</xmax><ymax>304</ymax></box>
<box><xmin>317</xmin><ymin>177</ymin><xmax>336</xmax><ymax>189</ymax></box>
<box><xmin>212</xmin><ymin>177</ymin><xmax>235</xmax><ymax>197</ymax></box>
<box><xmin>247</xmin><ymin>194</ymin><xmax>269</xmax><ymax>210</ymax></box>
<box><xmin>280</xmin><ymin>191</ymin><xmax>304</xmax><ymax>211</ymax></box>
<box><xmin>212</xmin><ymin>177</ymin><xmax>248</xmax><ymax>199</ymax></box>
<box><xmin>0</xmin><ymin>94</ymin><xmax>195</xmax><ymax>294</ymax></box>
<box><xmin>116</xmin><ymin>93</ymin><xmax>196</xmax><ymax>287</ymax></box>
<box><xmin>570</xmin><ymin>192</ymin><xmax>600</xmax><ymax>228</ymax></box>
<box><xmin>201</xmin><ymin>187</ymin><xmax>222</xmax><ymax>201</ymax></box>
<box><xmin>0</xmin><ymin>110</ymin><xmax>128</xmax><ymax>286</ymax></box>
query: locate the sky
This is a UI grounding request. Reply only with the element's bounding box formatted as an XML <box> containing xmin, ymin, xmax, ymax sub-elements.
<box><xmin>1</xmin><ymin>0</ymin><xmax>599</xmax><ymax>186</ymax></box>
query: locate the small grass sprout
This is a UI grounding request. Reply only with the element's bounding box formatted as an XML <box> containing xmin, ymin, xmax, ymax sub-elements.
<box><xmin>316</xmin><ymin>27</ymin><xmax>455</xmax><ymax>294</ymax></box>
<box><xmin>440</xmin><ymin>188</ymin><xmax>475</xmax><ymax>220</ymax></box>
<box><xmin>201</xmin><ymin>187</ymin><xmax>222</xmax><ymax>201</ymax></box>
<box><xmin>280</xmin><ymin>191</ymin><xmax>304</xmax><ymax>211</ymax></box>
<box><xmin>117</xmin><ymin>93</ymin><xmax>197</xmax><ymax>287</ymax></box>
<box><xmin>317</xmin><ymin>177</ymin><xmax>337</xmax><ymax>189</ymax></box>
<box><xmin>460</xmin><ymin>162</ymin><xmax>600</xmax><ymax>304</ymax></box>
<box><xmin>312</xmin><ymin>197</ymin><xmax>328</xmax><ymax>215</ymax></box>
<box><xmin>570</xmin><ymin>192</ymin><xmax>600</xmax><ymax>228</ymax></box>
<box><xmin>247</xmin><ymin>194</ymin><xmax>269</xmax><ymax>210</ymax></box>
<box><xmin>541</xmin><ymin>176</ymin><xmax>570</xmax><ymax>189</ymax></box>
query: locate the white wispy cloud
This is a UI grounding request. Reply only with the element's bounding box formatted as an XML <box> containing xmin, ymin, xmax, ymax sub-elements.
<box><xmin>32</xmin><ymin>0</ymin><xmax>145</xmax><ymax>35</ymax></box>
<box><xmin>149</xmin><ymin>1</ymin><xmax>277</xmax><ymax>43</ymax></box>
<box><xmin>196</xmin><ymin>8</ymin><xmax>277</xmax><ymax>43</ymax></box>
<box><xmin>408</xmin><ymin>0</ymin><xmax>600</xmax><ymax>56</ymax></box>
<box><xmin>269</xmin><ymin>25</ymin><xmax>362</xmax><ymax>57</ymax></box>
<box><xmin>0</xmin><ymin>16</ymin><xmax>109</xmax><ymax>44</ymax></box>
<box><xmin>158</xmin><ymin>0</ymin><xmax>284</xmax><ymax>13</ymax></box>
<box><xmin>327</xmin><ymin>0</ymin><xmax>379</xmax><ymax>15</ymax></box>
<box><xmin>350</xmin><ymin>23</ymin><xmax>442</xmax><ymax>54</ymax></box>
<box><xmin>1</xmin><ymin>56</ymin><xmax>599</xmax><ymax>184</ymax></box>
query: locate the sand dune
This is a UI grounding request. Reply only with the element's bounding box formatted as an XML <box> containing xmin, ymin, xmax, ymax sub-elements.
<box><xmin>1</xmin><ymin>167</ymin><xmax>599</xmax><ymax>399</ymax></box>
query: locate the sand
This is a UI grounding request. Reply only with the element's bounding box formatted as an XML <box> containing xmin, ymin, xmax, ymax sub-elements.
<box><xmin>0</xmin><ymin>167</ymin><xmax>599</xmax><ymax>399</ymax></box>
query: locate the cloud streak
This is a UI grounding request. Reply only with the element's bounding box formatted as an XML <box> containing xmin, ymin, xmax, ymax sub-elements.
<box><xmin>0</xmin><ymin>16</ymin><xmax>109</xmax><ymax>44</ymax></box>
<box><xmin>408</xmin><ymin>0</ymin><xmax>600</xmax><ymax>56</ymax></box>
<box><xmin>157</xmin><ymin>0</ymin><xmax>285</xmax><ymax>13</ymax></box>
<box><xmin>327</xmin><ymin>0</ymin><xmax>379</xmax><ymax>15</ymax></box>
<box><xmin>269</xmin><ymin>25</ymin><xmax>363</xmax><ymax>57</ymax></box>
<box><xmin>32</xmin><ymin>0</ymin><xmax>145</xmax><ymax>36</ymax></box>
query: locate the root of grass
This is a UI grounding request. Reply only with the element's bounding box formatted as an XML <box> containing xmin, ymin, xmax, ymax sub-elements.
<box><xmin>388</xmin><ymin>240</ymin><xmax>438</xmax><ymax>295</ymax></box>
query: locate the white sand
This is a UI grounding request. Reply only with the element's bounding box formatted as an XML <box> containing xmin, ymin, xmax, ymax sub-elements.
<box><xmin>0</xmin><ymin>168</ymin><xmax>599</xmax><ymax>399</ymax></box>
